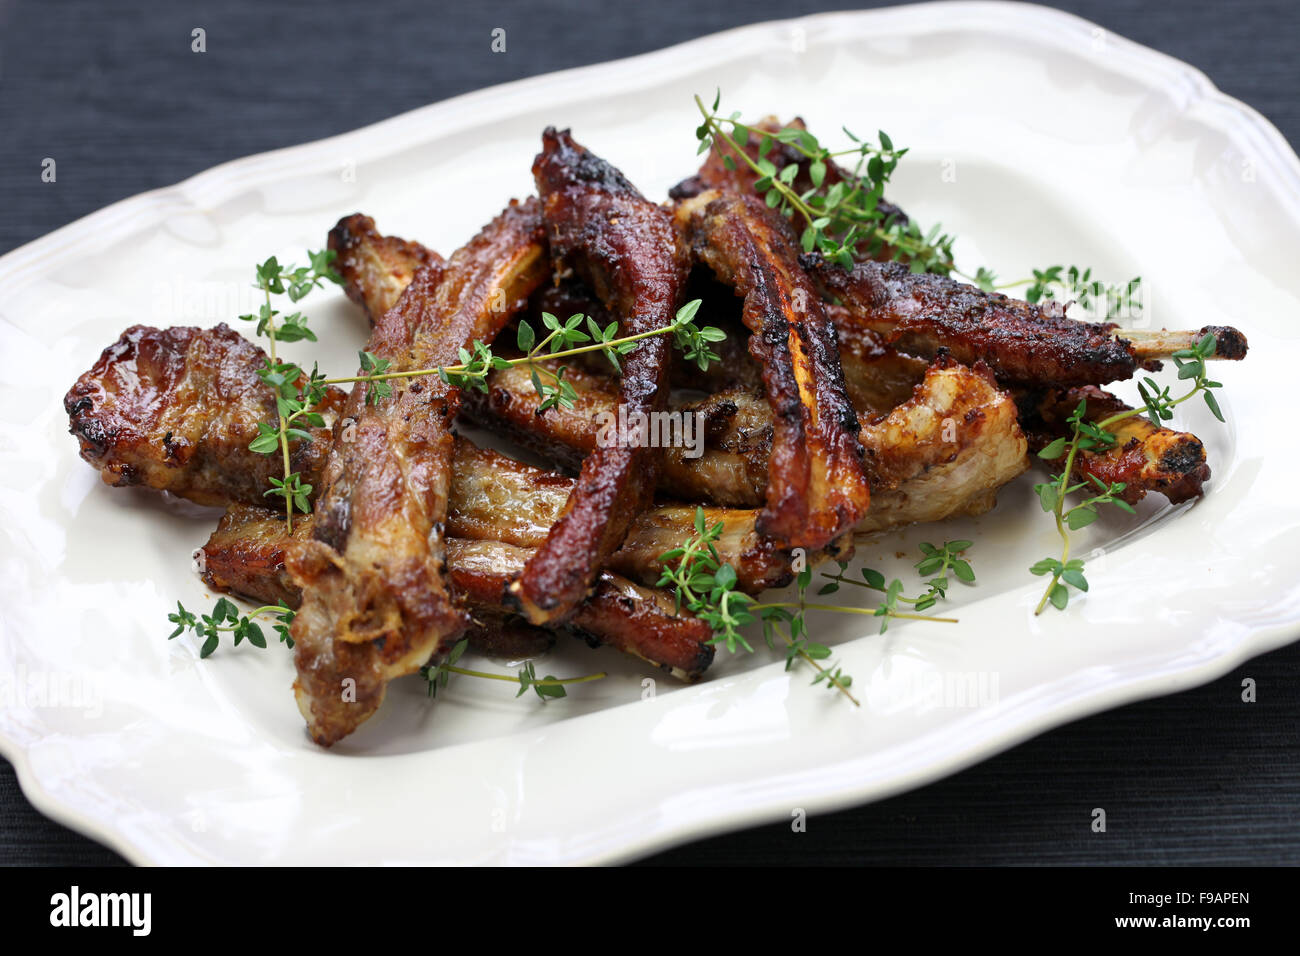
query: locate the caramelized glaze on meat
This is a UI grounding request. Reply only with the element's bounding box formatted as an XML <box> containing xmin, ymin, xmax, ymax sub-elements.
<box><xmin>69</xmin><ymin>320</ymin><xmax>796</xmax><ymax>600</ymax></box>
<box><xmin>64</xmin><ymin>323</ymin><xmax>344</xmax><ymax>507</ymax></box>
<box><xmin>675</xmin><ymin>190</ymin><xmax>871</xmax><ymax>548</ymax></box>
<box><xmin>1021</xmin><ymin>386</ymin><xmax>1210</xmax><ymax>504</ymax></box>
<box><xmin>450</xmin><ymin>539</ymin><xmax>713</xmax><ymax>680</ymax></box>
<box><xmin>464</xmin><ymin>351</ymin><xmax>1025</xmax><ymax>520</ymax></box>
<box><xmin>507</xmin><ymin>128</ymin><xmax>688</xmax><ymax>625</ymax></box>
<box><xmin>329</xmin><ymin>213</ymin><xmax>442</xmax><ymax>324</ymax></box>
<box><xmin>804</xmin><ymin>254</ymin><xmax>1153</xmax><ymax>388</ymax></box>
<box><xmin>533</xmin><ymin>269</ymin><xmax>763</xmax><ymax>393</ymax></box>
<box><xmin>326</xmin><ymin>212</ymin><xmax>930</xmax><ymax>425</ymax></box>
<box><xmin>461</xmin><ymin>360</ymin><xmax>614</xmax><ymax>472</ymax></box>
<box><xmin>462</xmin><ymin>363</ymin><xmax>773</xmax><ymax>506</ymax></box>
<box><xmin>202</xmin><ymin>503</ymin><xmax>313</xmax><ymax>607</ymax></box>
<box><xmin>62</xmin><ymin>117</ymin><xmax>1252</xmax><ymax>752</ymax></box>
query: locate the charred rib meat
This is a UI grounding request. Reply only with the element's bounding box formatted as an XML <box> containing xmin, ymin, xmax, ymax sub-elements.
<box><xmin>804</xmin><ymin>254</ymin><xmax>1248</xmax><ymax>389</ymax></box>
<box><xmin>1021</xmin><ymin>386</ymin><xmax>1210</xmax><ymax>504</ymax></box>
<box><xmin>450</xmin><ymin>539</ymin><xmax>713</xmax><ymax>681</ymax></box>
<box><xmin>66</xmin><ymin>322</ymin><xmax>803</xmax><ymax>594</ymax></box>
<box><xmin>507</xmin><ymin>128</ymin><xmax>687</xmax><ymax>625</ymax></box>
<box><xmin>805</xmin><ymin>254</ymin><xmax>1149</xmax><ymax>388</ymax></box>
<box><xmin>675</xmin><ymin>190</ymin><xmax>871</xmax><ymax>549</ymax></box>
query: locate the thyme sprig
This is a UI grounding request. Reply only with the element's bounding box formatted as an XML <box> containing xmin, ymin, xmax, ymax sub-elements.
<box><xmin>238</xmin><ymin>252</ymin><xmax>342</xmax><ymax>531</ymax></box>
<box><xmin>420</xmin><ymin>638</ymin><xmax>606</xmax><ymax>701</ymax></box>
<box><xmin>694</xmin><ymin>92</ymin><xmax>955</xmax><ymax>272</ymax></box>
<box><xmin>818</xmin><ymin>539</ymin><xmax>973</xmax><ymax>627</ymax></box>
<box><xmin>761</xmin><ymin>567</ymin><xmax>860</xmax><ymax>704</ymax></box>
<box><xmin>697</xmin><ymin>92</ymin><xmax>1142</xmax><ymax>321</ymax></box>
<box><xmin>656</xmin><ymin>510</ymin><xmax>858</xmax><ymax>701</ymax></box>
<box><xmin>328</xmin><ymin>298</ymin><xmax>716</xmax><ymax>413</ymax></box>
<box><xmin>167</xmin><ymin>598</ymin><xmax>296</xmax><ymax>658</ymax></box>
<box><xmin>165</xmin><ymin>600</ymin><xmax>604</xmax><ymax>700</ymax></box>
<box><xmin>965</xmin><ymin>263</ymin><xmax>1144</xmax><ymax>322</ymax></box>
<box><xmin>657</xmin><ymin>511</ymin><xmax>969</xmax><ymax>705</ymax></box>
<box><xmin>656</xmin><ymin>509</ymin><xmax>757</xmax><ymax>654</ymax></box>
<box><xmin>1031</xmin><ymin>333</ymin><xmax>1224</xmax><ymax>614</ymax></box>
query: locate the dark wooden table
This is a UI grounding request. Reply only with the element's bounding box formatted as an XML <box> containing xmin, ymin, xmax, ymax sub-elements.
<box><xmin>2</xmin><ymin>0</ymin><xmax>1297</xmax><ymax>866</ymax></box>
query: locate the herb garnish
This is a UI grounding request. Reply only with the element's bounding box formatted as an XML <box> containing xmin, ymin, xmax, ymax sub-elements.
<box><xmin>237</xmin><ymin>252</ymin><xmax>343</xmax><ymax>531</ymax></box>
<box><xmin>656</xmin><ymin>511</ymin><xmax>971</xmax><ymax>705</ymax></box>
<box><xmin>694</xmin><ymin>92</ymin><xmax>955</xmax><ymax>272</ymax></box>
<box><xmin>420</xmin><ymin>638</ymin><xmax>605</xmax><ymax>701</ymax></box>
<box><xmin>167</xmin><ymin>598</ymin><xmax>296</xmax><ymax>657</ymax></box>
<box><xmin>327</xmin><ymin>298</ymin><xmax>717</xmax><ymax>413</ymax></box>
<box><xmin>818</xmin><ymin>539</ymin><xmax>974</xmax><ymax>625</ymax></box>
<box><xmin>697</xmin><ymin>92</ymin><xmax>1142</xmax><ymax>321</ymax></box>
<box><xmin>166</xmin><ymin>603</ymin><xmax>605</xmax><ymax>697</ymax></box>
<box><xmin>1030</xmin><ymin>332</ymin><xmax>1224</xmax><ymax>613</ymax></box>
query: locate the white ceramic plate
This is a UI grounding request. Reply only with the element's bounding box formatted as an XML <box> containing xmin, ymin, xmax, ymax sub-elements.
<box><xmin>2</xmin><ymin>2</ymin><xmax>1298</xmax><ymax>865</ymax></box>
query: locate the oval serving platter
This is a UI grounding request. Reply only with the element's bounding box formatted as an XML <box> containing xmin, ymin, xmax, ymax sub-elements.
<box><xmin>1</xmin><ymin>2</ymin><xmax>1298</xmax><ymax>864</ymax></box>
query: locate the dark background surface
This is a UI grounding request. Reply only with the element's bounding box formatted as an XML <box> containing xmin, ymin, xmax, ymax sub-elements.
<box><xmin>2</xmin><ymin>0</ymin><xmax>1297</xmax><ymax>866</ymax></box>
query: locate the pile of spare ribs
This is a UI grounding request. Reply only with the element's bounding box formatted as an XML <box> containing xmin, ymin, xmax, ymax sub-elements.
<box><xmin>63</xmin><ymin>120</ymin><xmax>1247</xmax><ymax>745</ymax></box>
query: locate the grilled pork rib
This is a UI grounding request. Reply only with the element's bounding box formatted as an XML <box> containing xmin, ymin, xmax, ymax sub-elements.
<box><xmin>506</xmin><ymin>129</ymin><xmax>688</xmax><ymax>625</ymax></box>
<box><xmin>1020</xmin><ymin>386</ymin><xmax>1211</xmax><ymax>504</ymax></box>
<box><xmin>856</xmin><ymin>360</ymin><xmax>1030</xmax><ymax>533</ymax></box>
<box><xmin>675</xmin><ymin>189</ymin><xmax>872</xmax><ymax>550</ymax></box>
<box><xmin>450</xmin><ymin>441</ymin><xmax>811</xmax><ymax>593</ymax></box>
<box><xmin>804</xmin><ymin>254</ymin><xmax>1247</xmax><ymax>389</ymax></box>
<box><xmin>464</xmin><ymin>352</ymin><xmax>1030</xmax><ymax>520</ymax></box>
<box><xmin>530</xmin><ymin>271</ymin><xmax>765</xmax><ymax>394</ymax></box>
<box><xmin>65</xmin><ymin>321</ymin><xmax>723</xmax><ymax>683</ymax></box>
<box><xmin>448</xmin><ymin>539</ymin><xmax>713</xmax><ymax>681</ymax></box>
<box><xmin>326</xmin><ymin>212</ymin><xmax>931</xmax><ymax>435</ymax></box>
<box><xmin>64</xmin><ymin>324</ymin><xmax>345</xmax><ymax>508</ymax></box>
<box><xmin>289</xmin><ymin>198</ymin><xmax>548</xmax><ymax>746</ymax></box>
<box><xmin>322</xmin><ymin>210</ymin><xmax>1227</xmax><ymax>509</ymax></box>
<box><xmin>63</xmin><ymin>116</ymin><xmax>1251</xmax><ymax>753</ymax></box>
<box><xmin>329</xmin><ymin>213</ymin><xmax>443</xmax><ymax>324</ymax></box>
<box><xmin>200</xmin><ymin>506</ymin><xmax>715</xmax><ymax>681</ymax></box>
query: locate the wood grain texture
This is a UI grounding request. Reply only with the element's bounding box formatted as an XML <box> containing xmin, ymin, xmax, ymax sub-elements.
<box><xmin>2</xmin><ymin>0</ymin><xmax>1297</xmax><ymax>866</ymax></box>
